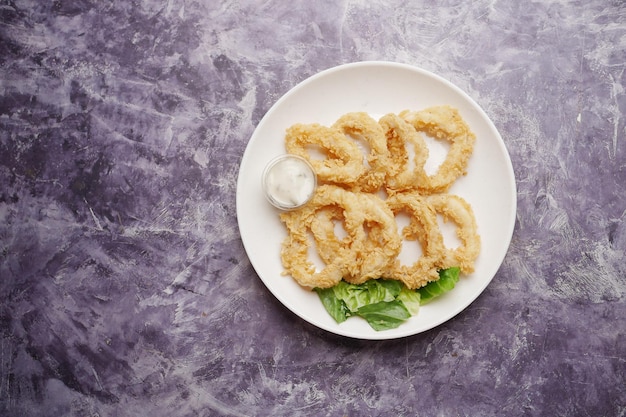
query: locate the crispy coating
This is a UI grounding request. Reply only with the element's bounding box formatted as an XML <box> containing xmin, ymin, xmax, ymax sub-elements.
<box><xmin>278</xmin><ymin>106</ymin><xmax>480</xmax><ymax>290</ymax></box>
<box><xmin>308</xmin><ymin>205</ymin><xmax>346</xmax><ymax>264</ymax></box>
<box><xmin>279</xmin><ymin>203</ymin><xmax>345</xmax><ymax>289</ymax></box>
<box><xmin>398</xmin><ymin>106</ymin><xmax>476</xmax><ymax>194</ymax></box>
<box><xmin>331</xmin><ymin>112</ymin><xmax>389</xmax><ymax>192</ymax></box>
<box><xmin>285</xmin><ymin>123</ymin><xmax>365</xmax><ymax>186</ymax></box>
<box><xmin>424</xmin><ymin>194</ymin><xmax>481</xmax><ymax>274</ymax></box>
<box><xmin>379</xmin><ymin>113</ymin><xmax>429</xmax><ymax>192</ymax></box>
<box><xmin>280</xmin><ymin>185</ymin><xmax>401</xmax><ymax>289</ymax></box>
<box><xmin>383</xmin><ymin>192</ymin><xmax>446</xmax><ymax>289</ymax></box>
<box><xmin>286</xmin><ymin>112</ymin><xmax>391</xmax><ymax>192</ymax></box>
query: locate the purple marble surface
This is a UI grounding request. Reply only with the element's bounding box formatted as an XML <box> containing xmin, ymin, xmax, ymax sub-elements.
<box><xmin>1</xmin><ymin>1</ymin><xmax>625</xmax><ymax>416</ymax></box>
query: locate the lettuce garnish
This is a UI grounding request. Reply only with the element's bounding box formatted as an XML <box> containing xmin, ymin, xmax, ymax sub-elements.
<box><xmin>417</xmin><ymin>267</ymin><xmax>460</xmax><ymax>304</ymax></box>
<box><xmin>315</xmin><ymin>267</ymin><xmax>461</xmax><ymax>331</ymax></box>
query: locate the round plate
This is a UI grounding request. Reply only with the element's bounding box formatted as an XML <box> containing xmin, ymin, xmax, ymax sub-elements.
<box><xmin>236</xmin><ymin>61</ymin><xmax>516</xmax><ymax>340</ymax></box>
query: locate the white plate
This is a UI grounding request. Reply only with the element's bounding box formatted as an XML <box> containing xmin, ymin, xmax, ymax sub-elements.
<box><xmin>236</xmin><ymin>61</ymin><xmax>516</xmax><ymax>340</ymax></box>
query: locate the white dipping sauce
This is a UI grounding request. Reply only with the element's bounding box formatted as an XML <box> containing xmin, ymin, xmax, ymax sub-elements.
<box><xmin>263</xmin><ymin>155</ymin><xmax>316</xmax><ymax>210</ymax></box>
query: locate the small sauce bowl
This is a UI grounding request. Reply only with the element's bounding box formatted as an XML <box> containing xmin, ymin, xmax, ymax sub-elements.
<box><xmin>262</xmin><ymin>154</ymin><xmax>317</xmax><ymax>210</ymax></box>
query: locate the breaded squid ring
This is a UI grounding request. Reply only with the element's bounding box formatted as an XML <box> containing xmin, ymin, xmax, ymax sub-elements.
<box><xmin>279</xmin><ymin>185</ymin><xmax>401</xmax><ymax>288</ymax></box>
<box><xmin>331</xmin><ymin>112</ymin><xmax>389</xmax><ymax>192</ymax></box>
<box><xmin>308</xmin><ymin>199</ymin><xmax>401</xmax><ymax>285</ymax></box>
<box><xmin>378</xmin><ymin>113</ymin><xmax>429</xmax><ymax>192</ymax></box>
<box><xmin>383</xmin><ymin>192</ymin><xmax>446</xmax><ymax>289</ymax></box>
<box><xmin>284</xmin><ymin>123</ymin><xmax>365</xmax><ymax>186</ymax></box>
<box><xmin>424</xmin><ymin>194</ymin><xmax>481</xmax><ymax>274</ymax></box>
<box><xmin>279</xmin><ymin>203</ymin><xmax>345</xmax><ymax>289</ymax></box>
<box><xmin>398</xmin><ymin>106</ymin><xmax>476</xmax><ymax>194</ymax></box>
<box><xmin>308</xmin><ymin>205</ymin><xmax>347</xmax><ymax>264</ymax></box>
<box><xmin>277</xmin><ymin>107</ymin><xmax>481</xmax><ymax>291</ymax></box>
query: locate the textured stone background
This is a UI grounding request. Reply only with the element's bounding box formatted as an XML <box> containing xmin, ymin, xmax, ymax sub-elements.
<box><xmin>1</xmin><ymin>1</ymin><xmax>625</xmax><ymax>416</ymax></box>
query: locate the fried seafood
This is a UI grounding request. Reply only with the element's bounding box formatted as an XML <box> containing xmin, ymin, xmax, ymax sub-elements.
<box><xmin>331</xmin><ymin>112</ymin><xmax>389</xmax><ymax>192</ymax></box>
<box><xmin>285</xmin><ymin>112</ymin><xmax>391</xmax><ymax>192</ymax></box>
<box><xmin>399</xmin><ymin>106</ymin><xmax>476</xmax><ymax>193</ymax></box>
<box><xmin>383</xmin><ymin>192</ymin><xmax>446</xmax><ymax>289</ymax></box>
<box><xmin>276</xmin><ymin>106</ymin><xmax>481</xmax><ymax>290</ymax></box>
<box><xmin>424</xmin><ymin>194</ymin><xmax>480</xmax><ymax>274</ymax></box>
<box><xmin>378</xmin><ymin>113</ymin><xmax>429</xmax><ymax>192</ymax></box>
<box><xmin>279</xmin><ymin>185</ymin><xmax>401</xmax><ymax>289</ymax></box>
<box><xmin>308</xmin><ymin>205</ymin><xmax>347</xmax><ymax>265</ymax></box>
<box><xmin>285</xmin><ymin>123</ymin><xmax>365</xmax><ymax>186</ymax></box>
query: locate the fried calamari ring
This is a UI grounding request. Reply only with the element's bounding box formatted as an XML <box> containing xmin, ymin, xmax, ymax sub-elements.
<box><xmin>308</xmin><ymin>198</ymin><xmax>402</xmax><ymax>285</ymax></box>
<box><xmin>378</xmin><ymin>113</ymin><xmax>429</xmax><ymax>192</ymax></box>
<box><xmin>279</xmin><ymin>203</ymin><xmax>343</xmax><ymax>289</ymax></box>
<box><xmin>383</xmin><ymin>192</ymin><xmax>446</xmax><ymax>289</ymax></box>
<box><xmin>398</xmin><ymin>106</ymin><xmax>476</xmax><ymax>193</ymax></box>
<box><xmin>278</xmin><ymin>107</ymin><xmax>480</xmax><ymax>290</ymax></box>
<box><xmin>331</xmin><ymin>112</ymin><xmax>389</xmax><ymax>192</ymax></box>
<box><xmin>308</xmin><ymin>205</ymin><xmax>347</xmax><ymax>264</ymax></box>
<box><xmin>284</xmin><ymin>123</ymin><xmax>365</xmax><ymax>186</ymax></box>
<box><xmin>424</xmin><ymin>194</ymin><xmax>481</xmax><ymax>274</ymax></box>
<box><xmin>340</xmin><ymin>191</ymin><xmax>403</xmax><ymax>285</ymax></box>
<box><xmin>279</xmin><ymin>185</ymin><xmax>401</xmax><ymax>288</ymax></box>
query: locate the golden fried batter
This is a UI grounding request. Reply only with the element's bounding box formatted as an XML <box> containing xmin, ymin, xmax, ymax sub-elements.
<box><xmin>424</xmin><ymin>194</ymin><xmax>481</xmax><ymax>274</ymax></box>
<box><xmin>277</xmin><ymin>106</ymin><xmax>480</xmax><ymax>290</ymax></box>
<box><xmin>383</xmin><ymin>192</ymin><xmax>445</xmax><ymax>289</ymax></box>
<box><xmin>379</xmin><ymin>113</ymin><xmax>429</xmax><ymax>192</ymax></box>
<box><xmin>285</xmin><ymin>123</ymin><xmax>365</xmax><ymax>186</ymax></box>
<box><xmin>398</xmin><ymin>106</ymin><xmax>476</xmax><ymax>194</ymax></box>
<box><xmin>280</xmin><ymin>185</ymin><xmax>401</xmax><ymax>289</ymax></box>
<box><xmin>331</xmin><ymin>112</ymin><xmax>389</xmax><ymax>192</ymax></box>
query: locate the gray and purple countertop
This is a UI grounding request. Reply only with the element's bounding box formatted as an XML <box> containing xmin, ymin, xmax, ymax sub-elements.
<box><xmin>1</xmin><ymin>1</ymin><xmax>625</xmax><ymax>416</ymax></box>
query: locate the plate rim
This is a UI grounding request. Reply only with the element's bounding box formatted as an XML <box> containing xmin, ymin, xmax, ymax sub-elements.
<box><xmin>236</xmin><ymin>60</ymin><xmax>517</xmax><ymax>340</ymax></box>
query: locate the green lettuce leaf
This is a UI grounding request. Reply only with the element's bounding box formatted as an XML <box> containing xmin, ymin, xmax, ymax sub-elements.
<box><xmin>332</xmin><ymin>279</ymin><xmax>401</xmax><ymax>312</ymax></box>
<box><xmin>316</xmin><ymin>279</ymin><xmax>409</xmax><ymax>330</ymax></box>
<box><xmin>356</xmin><ymin>300</ymin><xmax>411</xmax><ymax>331</ymax></box>
<box><xmin>315</xmin><ymin>267</ymin><xmax>461</xmax><ymax>331</ymax></box>
<box><xmin>315</xmin><ymin>287</ymin><xmax>351</xmax><ymax>323</ymax></box>
<box><xmin>417</xmin><ymin>267</ymin><xmax>461</xmax><ymax>304</ymax></box>
<box><xmin>397</xmin><ymin>286</ymin><xmax>421</xmax><ymax>315</ymax></box>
